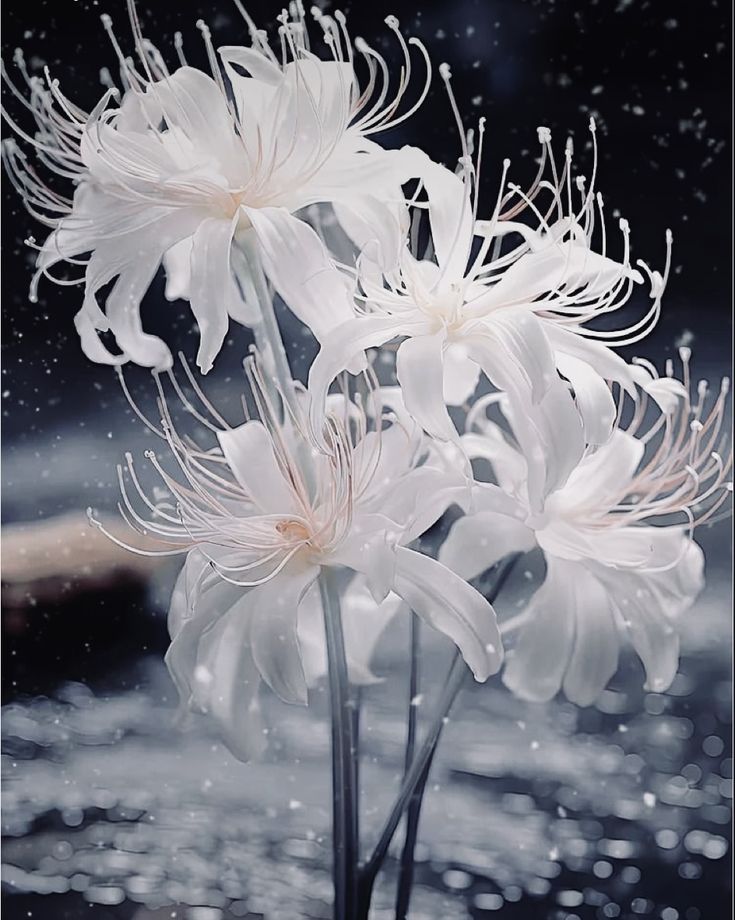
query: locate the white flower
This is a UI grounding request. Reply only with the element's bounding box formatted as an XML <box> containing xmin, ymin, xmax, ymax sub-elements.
<box><xmin>439</xmin><ymin>350</ymin><xmax>731</xmax><ymax>705</ymax></box>
<box><xmin>2</xmin><ymin>5</ymin><xmax>434</xmax><ymax>372</ymax></box>
<box><xmin>94</xmin><ymin>359</ymin><xmax>502</xmax><ymax>759</ymax></box>
<box><xmin>306</xmin><ymin>109</ymin><xmax>671</xmax><ymax>509</ymax></box>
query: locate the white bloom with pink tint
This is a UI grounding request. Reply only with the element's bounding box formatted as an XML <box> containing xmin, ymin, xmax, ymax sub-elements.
<box><xmin>439</xmin><ymin>350</ymin><xmax>731</xmax><ymax>705</ymax></box>
<box><xmin>305</xmin><ymin>109</ymin><xmax>671</xmax><ymax>509</ymax></box>
<box><xmin>93</xmin><ymin>359</ymin><xmax>502</xmax><ymax>759</ymax></box>
<box><xmin>2</xmin><ymin>4</ymin><xmax>435</xmax><ymax>373</ymax></box>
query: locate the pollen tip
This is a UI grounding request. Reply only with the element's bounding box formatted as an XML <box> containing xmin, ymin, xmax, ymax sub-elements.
<box><xmin>721</xmin><ymin>377</ymin><xmax>730</xmax><ymax>394</ymax></box>
<box><xmin>665</xmin><ymin>228</ymin><xmax>673</xmax><ymax>243</ymax></box>
<box><xmin>439</xmin><ymin>62</ymin><xmax>452</xmax><ymax>81</ymax></box>
<box><xmin>503</xmin><ymin>157</ymin><xmax>511</xmax><ymax>168</ymax></box>
<box><xmin>589</xmin><ymin>116</ymin><xmax>597</xmax><ymax>132</ymax></box>
<box><xmin>384</xmin><ymin>14</ymin><xmax>399</xmax><ymax>29</ymax></box>
<box><xmin>678</xmin><ymin>345</ymin><xmax>691</xmax><ymax>362</ymax></box>
<box><xmin>537</xmin><ymin>125</ymin><xmax>551</xmax><ymax>143</ymax></box>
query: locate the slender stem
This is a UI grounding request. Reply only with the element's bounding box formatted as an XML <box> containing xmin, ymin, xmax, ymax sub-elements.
<box><xmin>359</xmin><ymin>554</ymin><xmax>521</xmax><ymax>914</ymax></box>
<box><xmin>359</xmin><ymin>653</ymin><xmax>466</xmax><ymax>899</ymax></box>
<box><xmin>236</xmin><ymin>237</ymin><xmax>298</xmax><ymax>418</ymax></box>
<box><xmin>395</xmin><ymin>614</ymin><xmax>422</xmax><ymax>919</ymax></box>
<box><xmin>320</xmin><ymin>569</ymin><xmax>359</xmax><ymax>920</ymax></box>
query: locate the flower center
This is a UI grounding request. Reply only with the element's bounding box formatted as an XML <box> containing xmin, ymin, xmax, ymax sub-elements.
<box><xmin>275</xmin><ymin>518</ymin><xmax>312</xmax><ymax>543</ymax></box>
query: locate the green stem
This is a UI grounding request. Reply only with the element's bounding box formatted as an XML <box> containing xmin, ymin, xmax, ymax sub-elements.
<box><xmin>320</xmin><ymin>569</ymin><xmax>359</xmax><ymax>920</ymax></box>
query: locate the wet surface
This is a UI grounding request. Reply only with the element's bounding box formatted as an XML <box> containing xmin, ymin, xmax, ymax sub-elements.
<box><xmin>1</xmin><ymin>566</ymin><xmax>730</xmax><ymax>920</ymax></box>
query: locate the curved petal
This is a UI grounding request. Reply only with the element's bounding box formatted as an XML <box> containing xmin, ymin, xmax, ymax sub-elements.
<box><xmin>217</xmin><ymin>421</ymin><xmax>297</xmax><ymax>514</ymax></box>
<box><xmin>502</xmin><ymin>557</ymin><xmax>576</xmax><ymax>702</ymax></box>
<box><xmin>391</xmin><ymin>546</ymin><xmax>503</xmax><ymax>681</ymax></box>
<box><xmin>478</xmin><ymin>236</ymin><xmax>642</xmax><ymax>311</ymax></box>
<box><xmin>329</xmin><ymin>524</ymin><xmax>398</xmax><ymax>603</ymax></box>
<box><xmin>561</xmin><ymin>566</ymin><xmax>620</xmax><ymax>706</ymax></box>
<box><xmin>555</xmin><ymin>352</ymin><xmax>616</xmax><ymax>446</ymax></box>
<box><xmin>189</xmin><ymin>217</ymin><xmax>240</xmax><ymax>374</ymax></box>
<box><xmin>442</xmin><ymin>342</ymin><xmax>482</xmax><ymax>406</ymax></box>
<box><xmin>544</xmin><ymin>324</ymin><xmax>637</xmax><ymax>395</ymax></box>
<box><xmin>396</xmin><ymin>331</ymin><xmax>459</xmax><ymax>443</ymax></box>
<box><xmin>420</xmin><ymin>157</ymin><xmax>473</xmax><ymax>280</ymax></box>
<box><xmin>298</xmin><ymin>576</ymin><xmax>401</xmax><ymax>687</ymax></box>
<box><xmin>467</xmin><ymin>332</ymin><xmax>584</xmax><ymax>510</ymax></box>
<box><xmin>559</xmin><ymin>431</ymin><xmax>644</xmax><ymax>514</ymax></box>
<box><xmin>332</xmin><ymin>193</ymin><xmax>406</xmax><ymax>272</ymax></box>
<box><xmin>105</xmin><ymin>255</ymin><xmax>172</xmax><ymax>370</ymax></box>
<box><xmin>243</xmin><ymin>206</ymin><xmax>355</xmax><ymax>343</ymax></box>
<box><xmin>599</xmin><ymin>535</ymin><xmax>704</xmax><ymax>691</ymax></box>
<box><xmin>190</xmin><ymin>591</ymin><xmax>265</xmax><ymax>762</ymax></box>
<box><xmin>439</xmin><ymin>511</ymin><xmax>536</xmax><ymax>582</ymax></box>
<box><xmin>249</xmin><ymin>561</ymin><xmax>319</xmax><ymax>705</ymax></box>
<box><xmin>163</xmin><ymin>237</ymin><xmax>194</xmax><ymax>302</ymax></box>
<box><xmin>308</xmin><ymin>315</ymin><xmax>422</xmax><ymax>439</ymax></box>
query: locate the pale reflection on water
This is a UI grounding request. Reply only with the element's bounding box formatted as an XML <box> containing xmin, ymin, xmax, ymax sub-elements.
<box><xmin>1</xmin><ymin>568</ymin><xmax>730</xmax><ymax>920</ymax></box>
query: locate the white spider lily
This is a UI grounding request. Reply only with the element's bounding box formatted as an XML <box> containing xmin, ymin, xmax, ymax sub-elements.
<box><xmin>1</xmin><ymin>2</ymin><xmax>434</xmax><ymax>373</ymax></box>
<box><xmin>92</xmin><ymin>359</ymin><xmax>502</xmax><ymax>760</ymax></box>
<box><xmin>439</xmin><ymin>349</ymin><xmax>731</xmax><ymax>705</ymax></box>
<box><xmin>306</xmin><ymin>98</ymin><xmax>671</xmax><ymax>510</ymax></box>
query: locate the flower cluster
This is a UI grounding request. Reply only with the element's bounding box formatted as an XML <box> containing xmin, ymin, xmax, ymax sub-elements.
<box><xmin>4</xmin><ymin>3</ymin><xmax>730</xmax><ymax>760</ymax></box>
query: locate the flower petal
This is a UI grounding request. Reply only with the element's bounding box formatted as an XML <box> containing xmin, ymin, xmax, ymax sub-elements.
<box><xmin>561</xmin><ymin>566</ymin><xmax>620</xmax><ymax>706</ymax></box>
<box><xmin>396</xmin><ymin>331</ymin><xmax>459</xmax><ymax>443</ymax></box>
<box><xmin>217</xmin><ymin>420</ymin><xmax>298</xmax><ymax>514</ymax></box>
<box><xmin>308</xmin><ymin>315</ymin><xmax>422</xmax><ymax>438</ymax></box>
<box><xmin>243</xmin><ymin>206</ymin><xmax>355</xmax><ymax>343</ymax></box>
<box><xmin>502</xmin><ymin>557</ymin><xmax>576</xmax><ymax>701</ymax></box>
<box><xmin>298</xmin><ymin>576</ymin><xmax>401</xmax><ymax>686</ymax></box>
<box><xmin>439</xmin><ymin>510</ymin><xmax>536</xmax><ymax>582</ymax></box>
<box><xmin>466</xmin><ymin>330</ymin><xmax>584</xmax><ymax>510</ymax></box>
<box><xmin>190</xmin><ymin>592</ymin><xmax>265</xmax><ymax>762</ymax></box>
<box><xmin>105</xmin><ymin>255</ymin><xmax>172</xmax><ymax>370</ymax></box>
<box><xmin>420</xmin><ymin>158</ymin><xmax>473</xmax><ymax>280</ymax></box>
<box><xmin>163</xmin><ymin>237</ymin><xmax>193</xmax><ymax>303</ymax></box>
<box><xmin>442</xmin><ymin>342</ymin><xmax>482</xmax><ymax>406</ymax></box>
<box><xmin>555</xmin><ymin>352</ymin><xmax>616</xmax><ymax>446</ymax></box>
<box><xmin>249</xmin><ymin>561</ymin><xmax>319</xmax><ymax>705</ymax></box>
<box><xmin>391</xmin><ymin>547</ymin><xmax>503</xmax><ymax>681</ymax></box>
<box><xmin>189</xmin><ymin>217</ymin><xmax>240</xmax><ymax>374</ymax></box>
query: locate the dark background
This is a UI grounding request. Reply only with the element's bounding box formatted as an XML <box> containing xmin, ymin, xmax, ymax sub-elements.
<box><xmin>1</xmin><ymin>0</ymin><xmax>732</xmax><ymax>471</ymax></box>
<box><xmin>1</xmin><ymin>3</ymin><xmax>732</xmax><ymax>919</ymax></box>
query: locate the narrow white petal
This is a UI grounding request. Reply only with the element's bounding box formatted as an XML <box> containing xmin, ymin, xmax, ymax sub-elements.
<box><xmin>555</xmin><ymin>352</ymin><xmax>616</xmax><ymax>446</ymax></box>
<box><xmin>503</xmin><ymin>558</ymin><xmax>576</xmax><ymax>701</ymax></box>
<box><xmin>396</xmin><ymin>331</ymin><xmax>459</xmax><ymax>443</ymax></box>
<box><xmin>244</xmin><ymin>206</ymin><xmax>355</xmax><ymax>343</ymax></box>
<box><xmin>440</xmin><ymin>511</ymin><xmax>536</xmax><ymax>582</ymax></box>
<box><xmin>442</xmin><ymin>342</ymin><xmax>481</xmax><ymax>406</ymax></box>
<box><xmin>105</xmin><ymin>255</ymin><xmax>172</xmax><ymax>370</ymax></box>
<box><xmin>308</xmin><ymin>315</ymin><xmax>420</xmax><ymax>437</ymax></box>
<box><xmin>189</xmin><ymin>217</ymin><xmax>239</xmax><ymax>374</ymax></box>
<box><xmin>192</xmin><ymin>592</ymin><xmax>265</xmax><ymax>762</ymax></box>
<box><xmin>562</xmin><ymin>566</ymin><xmax>620</xmax><ymax>706</ymax></box>
<box><xmin>250</xmin><ymin>562</ymin><xmax>319</xmax><ymax>705</ymax></box>
<box><xmin>391</xmin><ymin>547</ymin><xmax>503</xmax><ymax>681</ymax></box>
